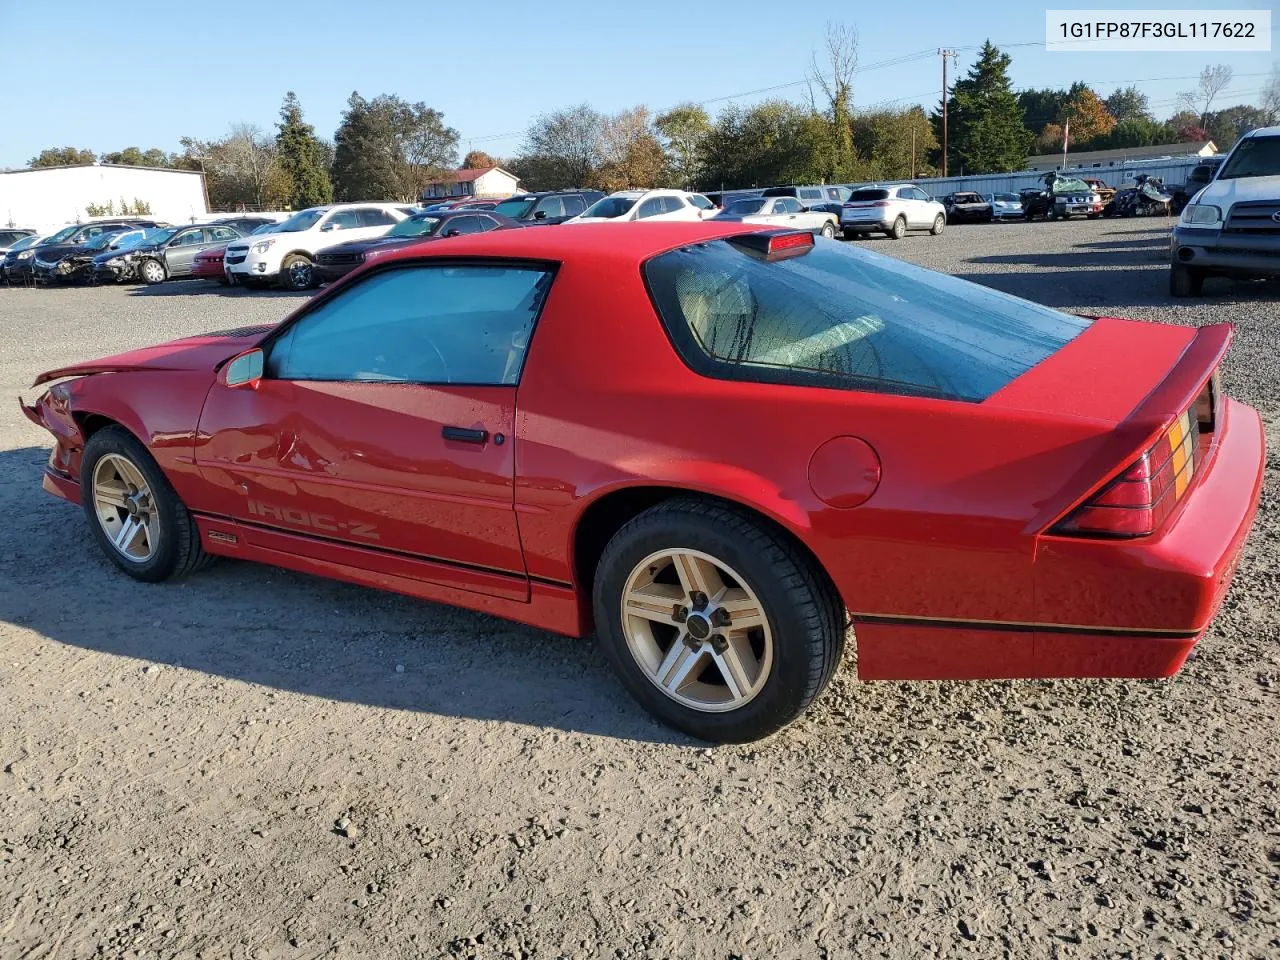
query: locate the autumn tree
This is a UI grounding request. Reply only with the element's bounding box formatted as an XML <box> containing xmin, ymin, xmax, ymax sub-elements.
<box><xmin>275</xmin><ymin>91</ymin><xmax>333</xmax><ymax>208</ymax></box>
<box><xmin>29</xmin><ymin>147</ymin><xmax>95</xmax><ymax>167</ymax></box>
<box><xmin>1178</xmin><ymin>64</ymin><xmax>1233</xmax><ymax>127</ymax></box>
<box><xmin>934</xmin><ymin>42</ymin><xmax>1031</xmax><ymax>174</ymax></box>
<box><xmin>654</xmin><ymin>103</ymin><xmax>711</xmax><ymax>188</ymax></box>
<box><xmin>1036</xmin><ymin>123</ymin><xmax>1067</xmax><ymax>153</ymax></box>
<box><xmin>596</xmin><ymin>106</ymin><xmax>668</xmax><ymax>191</ymax></box>
<box><xmin>1064</xmin><ymin>86</ymin><xmax>1116</xmax><ymax>145</ymax></box>
<box><xmin>461</xmin><ymin>149</ymin><xmax>495</xmax><ymax>169</ymax></box>
<box><xmin>1017</xmin><ymin>88</ymin><xmax>1068</xmax><ymax>136</ymax></box>
<box><xmin>516</xmin><ymin>104</ymin><xmax>605</xmax><ymax>190</ymax></box>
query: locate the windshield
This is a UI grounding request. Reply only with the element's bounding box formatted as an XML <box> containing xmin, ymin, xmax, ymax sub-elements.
<box><xmin>250</xmin><ymin>222</ymin><xmax>279</xmax><ymax>235</ymax></box>
<box><xmin>494</xmin><ymin>197</ymin><xmax>538</xmax><ymax>219</ymax></box>
<box><xmin>581</xmin><ymin>196</ymin><xmax>638</xmax><ymax>219</ymax></box>
<box><xmin>277</xmin><ymin>209</ymin><xmax>326</xmax><ymax>232</ymax></box>
<box><xmin>115</xmin><ymin>231</ymin><xmax>157</xmax><ymax>251</ymax></box>
<box><xmin>84</xmin><ymin>233</ymin><xmax>122</xmax><ymax>251</ymax></box>
<box><xmin>994</xmin><ymin>193</ymin><xmax>1020</xmax><ymax>203</ymax></box>
<box><xmin>643</xmin><ymin>238</ymin><xmax>1090</xmax><ymax>402</ymax></box>
<box><xmin>8</xmin><ymin>235</ymin><xmax>41</xmax><ymax>252</ymax></box>
<box><xmin>1218</xmin><ymin>135</ymin><xmax>1280</xmax><ymax>180</ymax></box>
<box><xmin>142</xmin><ymin>227</ymin><xmax>178</xmax><ymax>247</ymax></box>
<box><xmin>953</xmin><ymin>194</ymin><xmax>982</xmax><ymax>203</ymax></box>
<box><xmin>43</xmin><ymin>226</ymin><xmax>79</xmax><ymax>245</ymax></box>
<box><xmin>387</xmin><ymin>216</ymin><xmax>441</xmax><ymax>238</ymax></box>
<box><xmin>723</xmin><ymin>199</ymin><xmax>769</xmax><ymax>216</ymax></box>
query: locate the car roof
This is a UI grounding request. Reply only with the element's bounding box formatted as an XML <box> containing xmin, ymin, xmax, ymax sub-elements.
<box><xmin>363</xmin><ymin>221</ymin><xmax>768</xmax><ymax>271</ymax></box>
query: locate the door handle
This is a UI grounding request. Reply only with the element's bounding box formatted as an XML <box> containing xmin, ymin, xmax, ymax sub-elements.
<box><xmin>442</xmin><ymin>426</ymin><xmax>488</xmax><ymax>444</ymax></box>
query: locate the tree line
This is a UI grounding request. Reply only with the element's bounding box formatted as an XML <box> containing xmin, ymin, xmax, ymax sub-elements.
<box><xmin>25</xmin><ymin>35</ymin><xmax>1280</xmax><ymax>204</ymax></box>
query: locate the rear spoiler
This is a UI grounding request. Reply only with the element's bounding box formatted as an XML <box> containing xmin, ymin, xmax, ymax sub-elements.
<box><xmin>1031</xmin><ymin>322</ymin><xmax>1232</xmax><ymax>535</ymax></box>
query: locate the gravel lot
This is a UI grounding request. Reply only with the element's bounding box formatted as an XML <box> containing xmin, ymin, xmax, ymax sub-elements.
<box><xmin>2</xmin><ymin>218</ymin><xmax>1278</xmax><ymax>960</ymax></box>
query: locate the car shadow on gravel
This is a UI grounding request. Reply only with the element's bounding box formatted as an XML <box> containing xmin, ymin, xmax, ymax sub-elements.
<box><xmin>0</xmin><ymin>445</ymin><xmax>692</xmax><ymax>746</ymax></box>
<box><xmin>126</xmin><ymin>281</ymin><xmax>314</xmax><ymax>299</ymax></box>
<box><xmin>960</xmin><ymin>266</ymin><xmax>1280</xmax><ymax>310</ymax></box>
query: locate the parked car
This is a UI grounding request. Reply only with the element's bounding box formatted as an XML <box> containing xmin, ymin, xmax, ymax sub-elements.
<box><xmin>90</xmin><ymin>228</ymin><xmax>177</xmax><ymax>283</ymax></box>
<box><xmin>565</xmin><ymin>190</ymin><xmax>712</xmax><ymax>224</ymax></box>
<box><xmin>0</xmin><ymin>228</ymin><xmax>36</xmax><ymax>254</ymax></box>
<box><xmin>0</xmin><ymin>234</ymin><xmax>45</xmax><ymax>282</ymax></box>
<box><xmin>763</xmin><ymin>184</ymin><xmax>850</xmax><ymax>208</ymax></box>
<box><xmin>22</xmin><ymin>222</ymin><xmax>1262</xmax><ymax>742</ymax></box>
<box><xmin>223</xmin><ymin>203</ymin><xmax>409</xmax><ymax>290</ymax></box>
<box><xmin>984</xmin><ymin>193</ymin><xmax>1025</xmax><ymax>220</ymax></box>
<box><xmin>712</xmin><ymin>196</ymin><xmax>837</xmax><ymax>237</ymax></box>
<box><xmin>313</xmin><ymin>210</ymin><xmax>521</xmax><ymax>284</ymax></box>
<box><xmin>942</xmin><ymin>191</ymin><xmax>993</xmax><ymax>224</ymax></box>
<box><xmin>1080</xmin><ymin>178</ymin><xmax>1116</xmax><ymax>206</ymax></box>
<box><xmin>192</xmin><ymin>222</ymin><xmax>282</xmax><ymax>285</ymax></box>
<box><xmin>1170</xmin><ymin>125</ymin><xmax>1280</xmax><ymax>297</ymax></box>
<box><xmin>128</xmin><ymin>222</ymin><xmax>245</xmax><ymax>285</ymax></box>
<box><xmin>11</xmin><ymin>220</ymin><xmax>164</xmax><ymax>284</ymax></box>
<box><xmin>702</xmin><ymin>189</ymin><xmax>762</xmax><ymax>209</ymax></box>
<box><xmin>840</xmin><ymin>184</ymin><xmax>946</xmax><ymax>239</ymax></box>
<box><xmin>211</xmin><ymin>215</ymin><xmax>279</xmax><ymax>235</ymax></box>
<box><xmin>1021</xmin><ymin>175</ymin><xmax>1102</xmax><ymax>220</ymax></box>
<box><xmin>1105</xmin><ymin>175</ymin><xmax>1172</xmax><ymax>218</ymax></box>
<box><xmin>36</xmin><ymin>228</ymin><xmax>150</xmax><ymax>284</ymax></box>
<box><xmin>1169</xmin><ymin>158</ymin><xmax>1225</xmax><ymax>215</ymax></box>
<box><xmin>491</xmin><ymin>190</ymin><xmax>605</xmax><ymax>226</ymax></box>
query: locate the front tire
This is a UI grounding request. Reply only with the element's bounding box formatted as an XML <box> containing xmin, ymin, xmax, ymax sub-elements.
<box><xmin>80</xmin><ymin>426</ymin><xmax>212</xmax><ymax>582</ymax></box>
<box><xmin>1169</xmin><ymin>263</ymin><xmax>1205</xmax><ymax>298</ymax></box>
<box><xmin>280</xmin><ymin>254</ymin><xmax>314</xmax><ymax>291</ymax></box>
<box><xmin>593</xmin><ymin>499</ymin><xmax>844</xmax><ymax>742</ymax></box>
<box><xmin>138</xmin><ymin>258</ymin><xmax>166</xmax><ymax>285</ymax></box>
<box><xmin>930</xmin><ymin>214</ymin><xmax>945</xmax><ymax>236</ymax></box>
<box><xmin>820</xmin><ymin>221</ymin><xmax>836</xmax><ymax>239</ymax></box>
<box><xmin>887</xmin><ymin>216</ymin><xmax>906</xmax><ymax>240</ymax></box>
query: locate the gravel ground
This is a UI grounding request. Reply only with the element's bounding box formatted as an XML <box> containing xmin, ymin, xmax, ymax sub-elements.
<box><xmin>1</xmin><ymin>218</ymin><xmax>1278</xmax><ymax>960</ymax></box>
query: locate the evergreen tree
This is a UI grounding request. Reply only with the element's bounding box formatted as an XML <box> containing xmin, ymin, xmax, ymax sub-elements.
<box><xmin>934</xmin><ymin>42</ymin><xmax>1031</xmax><ymax>174</ymax></box>
<box><xmin>275</xmin><ymin>92</ymin><xmax>333</xmax><ymax>209</ymax></box>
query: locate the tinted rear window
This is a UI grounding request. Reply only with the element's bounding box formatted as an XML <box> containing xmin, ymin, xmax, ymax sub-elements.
<box><xmin>643</xmin><ymin>239</ymin><xmax>1090</xmax><ymax>402</ymax></box>
<box><xmin>848</xmin><ymin>189</ymin><xmax>890</xmax><ymax>202</ymax></box>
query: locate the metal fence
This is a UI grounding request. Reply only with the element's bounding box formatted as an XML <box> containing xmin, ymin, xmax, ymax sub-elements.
<box><xmin>902</xmin><ymin>157</ymin><xmax>1208</xmax><ymax>198</ymax></box>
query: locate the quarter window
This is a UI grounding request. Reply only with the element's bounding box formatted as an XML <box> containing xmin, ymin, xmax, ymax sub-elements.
<box><xmin>562</xmin><ymin>196</ymin><xmax>587</xmax><ymax>216</ymax></box>
<box><xmin>266</xmin><ymin>264</ymin><xmax>555</xmax><ymax>386</ymax></box>
<box><xmin>535</xmin><ymin>197</ymin><xmax>566</xmax><ymax>219</ymax></box>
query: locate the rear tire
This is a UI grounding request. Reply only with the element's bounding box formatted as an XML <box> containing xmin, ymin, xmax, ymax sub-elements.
<box><xmin>592</xmin><ymin>498</ymin><xmax>844</xmax><ymax>742</ymax></box>
<box><xmin>929</xmin><ymin>214</ymin><xmax>945</xmax><ymax>236</ymax></box>
<box><xmin>1169</xmin><ymin>263</ymin><xmax>1205</xmax><ymax>298</ymax></box>
<box><xmin>887</xmin><ymin>216</ymin><xmax>906</xmax><ymax>240</ymax></box>
<box><xmin>80</xmin><ymin>426</ymin><xmax>213</xmax><ymax>583</ymax></box>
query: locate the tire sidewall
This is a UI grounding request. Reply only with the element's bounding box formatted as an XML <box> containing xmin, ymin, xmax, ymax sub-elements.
<box><xmin>281</xmin><ymin>255</ymin><xmax>313</xmax><ymax>291</ymax></box>
<box><xmin>80</xmin><ymin>428</ymin><xmax>183</xmax><ymax>582</ymax></box>
<box><xmin>820</xmin><ymin>222</ymin><xmax>835</xmax><ymax>239</ymax></box>
<box><xmin>139</xmin><ymin>259</ymin><xmax>165</xmax><ymax>284</ymax></box>
<box><xmin>593</xmin><ymin>509</ymin><xmax>824</xmax><ymax>742</ymax></box>
<box><xmin>931</xmin><ymin>214</ymin><xmax>944</xmax><ymax>235</ymax></box>
<box><xmin>889</xmin><ymin>216</ymin><xmax>906</xmax><ymax>239</ymax></box>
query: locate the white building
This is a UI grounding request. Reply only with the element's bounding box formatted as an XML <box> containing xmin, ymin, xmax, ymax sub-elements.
<box><xmin>0</xmin><ymin>164</ymin><xmax>209</xmax><ymax>234</ymax></box>
<box><xmin>421</xmin><ymin>166</ymin><xmax>522</xmax><ymax>201</ymax></box>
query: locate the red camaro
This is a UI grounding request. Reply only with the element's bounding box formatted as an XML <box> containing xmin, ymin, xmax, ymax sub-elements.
<box><xmin>21</xmin><ymin>223</ymin><xmax>1264</xmax><ymax>741</ymax></box>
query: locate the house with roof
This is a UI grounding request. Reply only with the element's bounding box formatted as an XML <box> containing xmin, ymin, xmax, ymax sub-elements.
<box><xmin>420</xmin><ymin>166</ymin><xmax>522</xmax><ymax>202</ymax></box>
<box><xmin>1023</xmin><ymin>141</ymin><xmax>1218</xmax><ymax>172</ymax></box>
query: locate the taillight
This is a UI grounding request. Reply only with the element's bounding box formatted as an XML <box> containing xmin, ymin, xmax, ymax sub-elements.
<box><xmin>1052</xmin><ymin>408</ymin><xmax>1203</xmax><ymax>539</ymax></box>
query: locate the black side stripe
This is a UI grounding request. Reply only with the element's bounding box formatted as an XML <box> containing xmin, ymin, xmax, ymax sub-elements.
<box><xmin>850</xmin><ymin>614</ymin><xmax>1199</xmax><ymax>641</ymax></box>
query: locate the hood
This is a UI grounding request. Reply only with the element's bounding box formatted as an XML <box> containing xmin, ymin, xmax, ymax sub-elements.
<box><xmin>33</xmin><ymin>243</ymin><xmax>98</xmax><ymax>262</ymax></box>
<box><xmin>1198</xmin><ymin>175</ymin><xmax>1280</xmax><ymax>206</ymax></box>
<box><xmin>33</xmin><ymin>324</ymin><xmax>278</xmax><ymax>387</ymax></box>
<box><xmin>91</xmin><ymin>247</ymin><xmax>138</xmax><ymax>265</ymax></box>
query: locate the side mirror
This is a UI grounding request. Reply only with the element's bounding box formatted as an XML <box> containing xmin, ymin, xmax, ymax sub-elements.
<box><xmin>320</xmin><ymin>222</ymin><xmax>338</xmax><ymax>232</ymax></box>
<box><xmin>222</xmin><ymin>348</ymin><xmax>264</xmax><ymax>389</ymax></box>
<box><xmin>533</xmin><ymin>210</ymin><xmax>547</xmax><ymax>220</ymax></box>
<box><xmin>442</xmin><ymin>227</ymin><xmax>460</xmax><ymax>237</ymax></box>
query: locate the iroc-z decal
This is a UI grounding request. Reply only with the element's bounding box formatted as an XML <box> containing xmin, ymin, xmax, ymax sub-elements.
<box><xmin>248</xmin><ymin>500</ymin><xmax>380</xmax><ymax>540</ymax></box>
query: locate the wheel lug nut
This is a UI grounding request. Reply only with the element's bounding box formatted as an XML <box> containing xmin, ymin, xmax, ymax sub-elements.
<box><xmin>710</xmin><ymin>608</ymin><xmax>730</xmax><ymax>627</ymax></box>
<box><xmin>691</xmin><ymin>592</ymin><xmax>708</xmax><ymax>611</ymax></box>
<box><xmin>673</xmin><ymin>605</ymin><xmax>689</xmax><ymax>623</ymax></box>
<box><xmin>711</xmin><ymin>634</ymin><xmax>728</xmax><ymax>653</ymax></box>
<box><xmin>683</xmin><ymin>632</ymin><xmax>702</xmax><ymax>650</ymax></box>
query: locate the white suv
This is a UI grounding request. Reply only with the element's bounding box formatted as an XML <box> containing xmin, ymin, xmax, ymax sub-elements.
<box><xmin>225</xmin><ymin>203</ymin><xmax>409</xmax><ymax>289</ymax></box>
<box><xmin>565</xmin><ymin>189</ymin><xmax>713</xmax><ymax>224</ymax></box>
<box><xmin>840</xmin><ymin>184</ymin><xmax>947</xmax><ymax>240</ymax></box>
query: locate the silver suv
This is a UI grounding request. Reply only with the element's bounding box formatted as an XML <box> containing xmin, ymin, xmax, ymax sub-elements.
<box><xmin>1170</xmin><ymin>125</ymin><xmax>1280</xmax><ymax>297</ymax></box>
<box><xmin>840</xmin><ymin>184</ymin><xmax>947</xmax><ymax>240</ymax></box>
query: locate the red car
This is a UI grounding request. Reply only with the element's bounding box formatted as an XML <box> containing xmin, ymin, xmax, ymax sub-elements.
<box><xmin>191</xmin><ymin>244</ymin><xmax>230</xmax><ymax>283</ymax></box>
<box><xmin>21</xmin><ymin>223</ymin><xmax>1264</xmax><ymax>742</ymax></box>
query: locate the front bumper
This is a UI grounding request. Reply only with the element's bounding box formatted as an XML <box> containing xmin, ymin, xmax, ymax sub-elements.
<box><xmin>225</xmin><ymin>250</ymin><xmax>279</xmax><ymax>280</ymax></box>
<box><xmin>5</xmin><ymin>258</ymin><xmax>35</xmax><ymax>281</ymax></box>
<box><xmin>313</xmin><ymin>260</ymin><xmax>360</xmax><ymax>284</ymax></box>
<box><xmin>858</xmin><ymin>398</ymin><xmax>1264</xmax><ymax>681</ymax></box>
<box><xmin>1171</xmin><ymin>226</ymin><xmax>1280</xmax><ymax>278</ymax></box>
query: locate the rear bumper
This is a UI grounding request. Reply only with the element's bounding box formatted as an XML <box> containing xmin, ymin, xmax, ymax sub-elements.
<box><xmin>858</xmin><ymin>398</ymin><xmax>1264</xmax><ymax>681</ymax></box>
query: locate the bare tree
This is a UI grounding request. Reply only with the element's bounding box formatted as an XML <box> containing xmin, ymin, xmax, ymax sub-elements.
<box><xmin>223</xmin><ymin>124</ymin><xmax>279</xmax><ymax>208</ymax></box>
<box><xmin>807</xmin><ymin>22</ymin><xmax>859</xmax><ymax>181</ymax></box>
<box><xmin>1262</xmin><ymin>63</ymin><xmax>1280</xmax><ymax>125</ymax></box>
<box><xmin>1178</xmin><ymin>64</ymin><xmax>1234</xmax><ymax>127</ymax></box>
<box><xmin>518</xmin><ymin>104</ymin><xmax>605</xmax><ymax>189</ymax></box>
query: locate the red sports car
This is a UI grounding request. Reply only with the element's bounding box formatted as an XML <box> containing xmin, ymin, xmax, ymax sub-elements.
<box><xmin>21</xmin><ymin>223</ymin><xmax>1264</xmax><ymax>742</ymax></box>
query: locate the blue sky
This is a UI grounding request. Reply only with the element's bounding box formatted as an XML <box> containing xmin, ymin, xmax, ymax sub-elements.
<box><xmin>1</xmin><ymin>0</ymin><xmax>1274</xmax><ymax>167</ymax></box>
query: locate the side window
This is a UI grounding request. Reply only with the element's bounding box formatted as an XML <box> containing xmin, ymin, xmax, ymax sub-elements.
<box><xmin>326</xmin><ymin>210</ymin><xmax>362</xmax><ymax>230</ymax></box>
<box><xmin>912</xmin><ymin>188</ymin><xmax>932</xmax><ymax>202</ymax></box>
<box><xmin>171</xmin><ymin>229</ymin><xmax>203</xmax><ymax>246</ymax></box>
<box><xmin>664</xmin><ymin>196</ymin><xmax>687</xmax><ymax>214</ymax></box>
<box><xmin>799</xmin><ymin>188</ymin><xmax>821</xmax><ymax>201</ymax></box>
<box><xmin>265</xmin><ymin>264</ymin><xmax>555</xmax><ymax>386</ymax></box>
<box><xmin>447</xmin><ymin>216</ymin><xmax>485</xmax><ymax>235</ymax></box>
<box><xmin>359</xmin><ymin>208</ymin><xmax>397</xmax><ymax>227</ymax></box>
<box><xmin>781</xmin><ymin>198</ymin><xmax>803</xmax><ymax>214</ymax></box>
<box><xmin>562</xmin><ymin>195</ymin><xmax>586</xmax><ymax>216</ymax></box>
<box><xmin>636</xmin><ymin>197</ymin><xmax>665</xmax><ymax>219</ymax></box>
<box><xmin>473</xmin><ymin>216</ymin><xmax>500</xmax><ymax>232</ymax></box>
<box><xmin>896</xmin><ymin>187</ymin><xmax>915</xmax><ymax>201</ymax></box>
<box><xmin>80</xmin><ymin>226</ymin><xmax>104</xmax><ymax>241</ymax></box>
<box><xmin>536</xmin><ymin>197</ymin><xmax>567</xmax><ymax>219</ymax></box>
<box><xmin>211</xmin><ymin>226</ymin><xmax>239</xmax><ymax>241</ymax></box>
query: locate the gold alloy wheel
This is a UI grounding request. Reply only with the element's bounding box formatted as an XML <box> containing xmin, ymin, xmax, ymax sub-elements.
<box><xmin>91</xmin><ymin>453</ymin><xmax>159</xmax><ymax>562</ymax></box>
<box><xmin>621</xmin><ymin>548</ymin><xmax>773</xmax><ymax>712</ymax></box>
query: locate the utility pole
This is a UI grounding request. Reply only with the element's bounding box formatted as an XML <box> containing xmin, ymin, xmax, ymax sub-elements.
<box><xmin>911</xmin><ymin>126</ymin><xmax>916</xmax><ymax>179</ymax></box>
<box><xmin>939</xmin><ymin>49</ymin><xmax>957</xmax><ymax>177</ymax></box>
